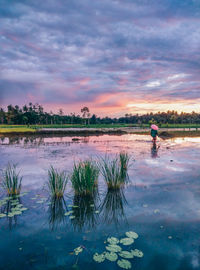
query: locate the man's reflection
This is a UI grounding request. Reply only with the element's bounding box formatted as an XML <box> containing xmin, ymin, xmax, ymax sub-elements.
<box><xmin>151</xmin><ymin>141</ymin><xmax>160</xmax><ymax>158</ymax></box>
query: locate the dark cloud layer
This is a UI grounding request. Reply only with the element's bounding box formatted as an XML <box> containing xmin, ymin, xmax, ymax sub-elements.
<box><xmin>0</xmin><ymin>0</ymin><xmax>200</xmax><ymax>114</ymax></box>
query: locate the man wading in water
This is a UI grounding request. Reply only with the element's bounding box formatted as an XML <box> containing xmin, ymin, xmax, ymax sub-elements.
<box><xmin>150</xmin><ymin>124</ymin><xmax>160</xmax><ymax>158</ymax></box>
<box><xmin>150</xmin><ymin>124</ymin><xmax>158</xmax><ymax>143</ymax></box>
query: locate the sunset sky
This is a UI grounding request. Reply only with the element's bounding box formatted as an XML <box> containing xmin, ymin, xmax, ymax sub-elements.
<box><xmin>0</xmin><ymin>0</ymin><xmax>200</xmax><ymax>116</ymax></box>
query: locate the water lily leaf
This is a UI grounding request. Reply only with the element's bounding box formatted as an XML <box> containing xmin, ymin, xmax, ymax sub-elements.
<box><xmin>95</xmin><ymin>210</ymin><xmax>99</xmax><ymax>214</ymax></box>
<box><xmin>93</xmin><ymin>253</ymin><xmax>105</xmax><ymax>263</ymax></box>
<box><xmin>105</xmin><ymin>252</ymin><xmax>118</xmax><ymax>261</ymax></box>
<box><xmin>74</xmin><ymin>246</ymin><xmax>83</xmax><ymax>255</ymax></box>
<box><xmin>0</xmin><ymin>213</ymin><xmax>6</xmax><ymax>218</ymax></box>
<box><xmin>119</xmin><ymin>251</ymin><xmax>134</xmax><ymax>259</ymax></box>
<box><xmin>11</xmin><ymin>202</ymin><xmax>18</xmax><ymax>206</ymax></box>
<box><xmin>64</xmin><ymin>211</ymin><xmax>73</xmax><ymax>216</ymax></box>
<box><xmin>125</xmin><ymin>231</ymin><xmax>138</xmax><ymax>239</ymax></box>
<box><xmin>72</xmin><ymin>205</ymin><xmax>79</xmax><ymax>208</ymax></box>
<box><xmin>120</xmin><ymin>238</ymin><xmax>134</xmax><ymax>245</ymax></box>
<box><xmin>69</xmin><ymin>215</ymin><xmax>75</xmax><ymax>219</ymax></box>
<box><xmin>131</xmin><ymin>249</ymin><xmax>143</xmax><ymax>258</ymax></box>
<box><xmin>107</xmin><ymin>237</ymin><xmax>119</xmax><ymax>245</ymax></box>
<box><xmin>21</xmin><ymin>207</ymin><xmax>28</xmax><ymax>211</ymax></box>
<box><xmin>117</xmin><ymin>259</ymin><xmax>131</xmax><ymax>269</ymax></box>
<box><xmin>154</xmin><ymin>209</ymin><xmax>160</xmax><ymax>214</ymax></box>
<box><xmin>13</xmin><ymin>211</ymin><xmax>22</xmax><ymax>215</ymax></box>
<box><xmin>72</xmin><ymin>264</ymin><xmax>79</xmax><ymax>270</ymax></box>
<box><xmin>8</xmin><ymin>213</ymin><xmax>15</xmax><ymax>217</ymax></box>
<box><xmin>106</xmin><ymin>244</ymin><xmax>122</xmax><ymax>252</ymax></box>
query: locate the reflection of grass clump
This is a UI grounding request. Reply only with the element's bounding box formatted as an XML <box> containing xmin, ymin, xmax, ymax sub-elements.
<box><xmin>2</xmin><ymin>164</ymin><xmax>22</xmax><ymax>195</ymax></box>
<box><xmin>71</xmin><ymin>193</ymin><xmax>98</xmax><ymax>231</ymax></box>
<box><xmin>71</xmin><ymin>161</ymin><xmax>99</xmax><ymax>195</ymax></box>
<box><xmin>48</xmin><ymin>166</ymin><xmax>68</xmax><ymax>198</ymax></box>
<box><xmin>99</xmin><ymin>152</ymin><xmax>130</xmax><ymax>190</ymax></box>
<box><xmin>100</xmin><ymin>189</ymin><xmax>127</xmax><ymax>225</ymax></box>
<box><xmin>48</xmin><ymin>197</ymin><xmax>67</xmax><ymax>230</ymax></box>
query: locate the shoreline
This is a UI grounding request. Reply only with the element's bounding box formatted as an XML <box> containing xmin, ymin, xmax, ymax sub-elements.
<box><xmin>1</xmin><ymin>127</ymin><xmax>200</xmax><ymax>138</ymax></box>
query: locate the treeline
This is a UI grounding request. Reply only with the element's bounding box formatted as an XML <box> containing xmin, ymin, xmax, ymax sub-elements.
<box><xmin>0</xmin><ymin>103</ymin><xmax>200</xmax><ymax>125</ymax></box>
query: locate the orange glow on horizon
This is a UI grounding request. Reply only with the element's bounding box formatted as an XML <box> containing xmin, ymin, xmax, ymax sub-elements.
<box><xmin>43</xmin><ymin>97</ymin><xmax>200</xmax><ymax>117</ymax></box>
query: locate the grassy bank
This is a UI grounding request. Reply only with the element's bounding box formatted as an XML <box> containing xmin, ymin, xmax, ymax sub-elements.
<box><xmin>0</xmin><ymin>128</ymin><xmax>36</xmax><ymax>134</ymax></box>
<box><xmin>0</xmin><ymin>124</ymin><xmax>133</xmax><ymax>129</ymax></box>
<box><xmin>1</xmin><ymin>123</ymin><xmax>200</xmax><ymax>129</ymax></box>
<box><xmin>1</xmin><ymin>125</ymin><xmax>200</xmax><ymax>137</ymax></box>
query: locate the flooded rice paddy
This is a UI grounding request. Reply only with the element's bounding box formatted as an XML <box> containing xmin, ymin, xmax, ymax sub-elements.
<box><xmin>0</xmin><ymin>134</ymin><xmax>200</xmax><ymax>270</ymax></box>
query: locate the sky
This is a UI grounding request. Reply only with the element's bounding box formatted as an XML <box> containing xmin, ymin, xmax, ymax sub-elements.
<box><xmin>0</xmin><ymin>0</ymin><xmax>200</xmax><ymax>117</ymax></box>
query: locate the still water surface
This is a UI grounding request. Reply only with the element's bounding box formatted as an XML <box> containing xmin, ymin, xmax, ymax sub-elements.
<box><xmin>0</xmin><ymin>134</ymin><xmax>200</xmax><ymax>270</ymax></box>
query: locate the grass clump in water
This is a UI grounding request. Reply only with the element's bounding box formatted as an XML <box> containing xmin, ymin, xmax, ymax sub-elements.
<box><xmin>48</xmin><ymin>166</ymin><xmax>68</xmax><ymax>198</ymax></box>
<box><xmin>99</xmin><ymin>152</ymin><xmax>130</xmax><ymax>190</ymax></box>
<box><xmin>71</xmin><ymin>160</ymin><xmax>99</xmax><ymax>195</ymax></box>
<box><xmin>2</xmin><ymin>164</ymin><xmax>22</xmax><ymax>195</ymax></box>
<box><xmin>119</xmin><ymin>152</ymin><xmax>130</xmax><ymax>180</ymax></box>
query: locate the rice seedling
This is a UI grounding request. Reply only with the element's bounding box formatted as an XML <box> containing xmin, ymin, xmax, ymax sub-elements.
<box><xmin>99</xmin><ymin>157</ymin><xmax>122</xmax><ymax>189</ymax></box>
<box><xmin>99</xmin><ymin>152</ymin><xmax>130</xmax><ymax>190</ymax></box>
<box><xmin>71</xmin><ymin>160</ymin><xmax>99</xmax><ymax>195</ymax></box>
<box><xmin>47</xmin><ymin>166</ymin><xmax>68</xmax><ymax>198</ymax></box>
<box><xmin>2</xmin><ymin>164</ymin><xmax>22</xmax><ymax>195</ymax></box>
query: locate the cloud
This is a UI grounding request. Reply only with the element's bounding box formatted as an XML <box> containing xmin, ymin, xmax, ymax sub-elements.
<box><xmin>0</xmin><ymin>0</ymin><xmax>200</xmax><ymax>115</ymax></box>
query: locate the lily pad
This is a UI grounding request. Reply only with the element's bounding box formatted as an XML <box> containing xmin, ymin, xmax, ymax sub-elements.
<box><xmin>69</xmin><ymin>215</ymin><xmax>75</xmax><ymax>219</ymax></box>
<box><xmin>105</xmin><ymin>252</ymin><xmax>118</xmax><ymax>261</ymax></box>
<box><xmin>12</xmin><ymin>211</ymin><xmax>22</xmax><ymax>215</ymax></box>
<box><xmin>8</xmin><ymin>213</ymin><xmax>15</xmax><ymax>217</ymax></box>
<box><xmin>117</xmin><ymin>259</ymin><xmax>132</xmax><ymax>269</ymax></box>
<box><xmin>74</xmin><ymin>246</ymin><xmax>83</xmax><ymax>255</ymax></box>
<box><xmin>21</xmin><ymin>207</ymin><xmax>28</xmax><ymax>211</ymax></box>
<box><xmin>0</xmin><ymin>213</ymin><xmax>6</xmax><ymax>218</ymax></box>
<box><xmin>106</xmin><ymin>244</ymin><xmax>122</xmax><ymax>252</ymax></box>
<box><xmin>120</xmin><ymin>238</ymin><xmax>134</xmax><ymax>246</ymax></box>
<box><xmin>125</xmin><ymin>231</ymin><xmax>138</xmax><ymax>239</ymax></box>
<box><xmin>93</xmin><ymin>253</ymin><xmax>105</xmax><ymax>263</ymax></box>
<box><xmin>119</xmin><ymin>251</ymin><xmax>134</xmax><ymax>259</ymax></box>
<box><xmin>64</xmin><ymin>211</ymin><xmax>73</xmax><ymax>216</ymax></box>
<box><xmin>131</xmin><ymin>249</ymin><xmax>143</xmax><ymax>257</ymax></box>
<box><xmin>107</xmin><ymin>237</ymin><xmax>119</xmax><ymax>245</ymax></box>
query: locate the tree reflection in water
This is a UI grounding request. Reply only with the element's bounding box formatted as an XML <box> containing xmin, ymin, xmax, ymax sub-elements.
<box><xmin>100</xmin><ymin>188</ymin><xmax>128</xmax><ymax>226</ymax></box>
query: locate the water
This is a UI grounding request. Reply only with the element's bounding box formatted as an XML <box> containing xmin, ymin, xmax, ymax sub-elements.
<box><xmin>0</xmin><ymin>134</ymin><xmax>200</xmax><ymax>270</ymax></box>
